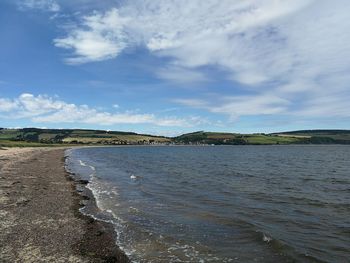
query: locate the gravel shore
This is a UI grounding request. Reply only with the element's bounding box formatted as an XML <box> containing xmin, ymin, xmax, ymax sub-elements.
<box><xmin>0</xmin><ymin>148</ymin><xmax>129</xmax><ymax>263</ymax></box>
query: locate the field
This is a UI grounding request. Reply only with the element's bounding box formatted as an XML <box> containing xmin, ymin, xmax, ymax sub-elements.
<box><xmin>274</xmin><ymin>130</ymin><xmax>350</xmax><ymax>142</ymax></box>
<box><xmin>1</xmin><ymin>128</ymin><xmax>350</xmax><ymax>147</ymax></box>
<box><xmin>174</xmin><ymin>131</ymin><xmax>305</xmax><ymax>145</ymax></box>
<box><xmin>0</xmin><ymin>128</ymin><xmax>171</xmax><ymax>147</ymax></box>
<box><xmin>174</xmin><ymin>130</ymin><xmax>350</xmax><ymax>145</ymax></box>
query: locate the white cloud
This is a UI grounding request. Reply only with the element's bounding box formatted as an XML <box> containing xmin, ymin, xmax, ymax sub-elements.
<box><xmin>18</xmin><ymin>0</ymin><xmax>60</xmax><ymax>12</ymax></box>
<box><xmin>156</xmin><ymin>66</ymin><xmax>208</xmax><ymax>84</ymax></box>
<box><xmin>293</xmin><ymin>93</ymin><xmax>350</xmax><ymax>118</ymax></box>
<box><xmin>0</xmin><ymin>98</ymin><xmax>18</xmax><ymax>112</ymax></box>
<box><xmin>176</xmin><ymin>94</ymin><xmax>290</xmax><ymax>121</ymax></box>
<box><xmin>55</xmin><ymin>1</ymin><xmax>313</xmax><ymax>71</ymax></box>
<box><xmin>0</xmin><ymin>93</ymin><xmax>64</xmax><ymax>117</ymax></box>
<box><xmin>53</xmin><ymin>0</ymin><xmax>350</xmax><ymax>121</ymax></box>
<box><xmin>54</xmin><ymin>9</ymin><xmax>128</xmax><ymax>64</ymax></box>
<box><xmin>0</xmin><ymin>93</ymin><xmax>201</xmax><ymax>127</ymax></box>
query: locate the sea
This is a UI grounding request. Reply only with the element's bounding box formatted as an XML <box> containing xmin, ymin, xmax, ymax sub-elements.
<box><xmin>65</xmin><ymin>145</ymin><xmax>350</xmax><ymax>263</ymax></box>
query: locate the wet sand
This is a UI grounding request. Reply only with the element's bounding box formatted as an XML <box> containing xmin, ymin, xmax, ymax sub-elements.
<box><xmin>0</xmin><ymin>147</ymin><xmax>129</xmax><ymax>263</ymax></box>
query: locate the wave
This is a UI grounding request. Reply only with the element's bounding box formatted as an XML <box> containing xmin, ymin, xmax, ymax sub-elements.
<box><xmin>65</xmin><ymin>146</ymin><xmax>349</xmax><ymax>263</ymax></box>
<box><xmin>78</xmin><ymin>159</ymin><xmax>86</xmax><ymax>166</ymax></box>
<box><xmin>78</xmin><ymin>159</ymin><xmax>96</xmax><ymax>172</ymax></box>
<box><xmin>66</xmin><ymin>153</ymin><xmax>134</xmax><ymax>258</ymax></box>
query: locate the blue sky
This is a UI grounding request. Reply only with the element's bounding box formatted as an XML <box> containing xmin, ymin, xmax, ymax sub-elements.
<box><xmin>1</xmin><ymin>0</ymin><xmax>350</xmax><ymax>136</ymax></box>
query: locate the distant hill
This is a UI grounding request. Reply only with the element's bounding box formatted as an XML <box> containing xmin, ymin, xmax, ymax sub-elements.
<box><xmin>273</xmin><ymin>130</ymin><xmax>350</xmax><ymax>144</ymax></box>
<box><xmin>1</xmin><ymin>128</ymin><xmax>350</xmax><ymax>147</ymax></box>
<box><xmin>0</xmin><ymin>128</ymin><xmax>171</xmax><ymax>147</ymax></box>
<box><xmin>174</xmin><ymin>130</ymin><xmax>350</xmax><ymax>145</ymax></box>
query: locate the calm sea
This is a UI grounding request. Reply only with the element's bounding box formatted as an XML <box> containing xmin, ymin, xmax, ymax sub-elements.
<box><xmin>66</xmin><ymin>145</ymin><xmax>350</xmax><ymax>263</ymax></box>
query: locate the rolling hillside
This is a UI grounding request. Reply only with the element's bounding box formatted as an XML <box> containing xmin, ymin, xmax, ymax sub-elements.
<box><xmin>174</xmin><ymin>130</ymin><xmax>350</xmax><ymax>145</ymax></box>
<box><xmin>1</xmin><ymin>128</ymin><xmax>350</xmax><ymax>147</ymax></box>
<box><xmin>273</xmin><ymin>130</ymin><xmax>350</xmax><ymax>144</ymax></box>
<box><xmin>0</xmin><ymin>128</ymin><xmax>171</xmax><ymax>147</ymax></box>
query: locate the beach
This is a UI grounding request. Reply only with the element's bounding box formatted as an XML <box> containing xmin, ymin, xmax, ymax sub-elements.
<box><xmin>0</xmin><ymin>147</ymin><xmax>129</xmax><ymax>263</ymax></box>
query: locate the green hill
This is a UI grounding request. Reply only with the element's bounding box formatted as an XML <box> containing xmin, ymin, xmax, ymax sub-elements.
<box><xmin>273</xmin><ymin>130</ymin><xmax>350</xmax><ymax>144</ymax></box>
<box><xmin>174</xmin><ymin>130</ymin><xmax>350</xmax><ymax>145</ymax></box>
<box><xmin>1</xmin><ymin>128</ymin><xmax>350</xmax><ymax>147</ymax></box>
<box><xmin>174</xmin><ymin>131</ymin><xmax>303</xmax><ymax>145</ymax></box>
<box><xmin>0</xmin><ymin>128</ymin><xmax>170</xmax><ymax>147</ymax></box>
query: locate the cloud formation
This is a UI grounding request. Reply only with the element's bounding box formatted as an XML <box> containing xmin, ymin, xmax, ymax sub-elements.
<box><xmin>53</xmin><ymin>0</ymin><xmax>350</xmax><ymax>122</ymax></box>
<box><xmin>18</xmin><ymin>0</ymin><xmax>60</xmax><ymax>12</ymax></box>
<box><xmin>0</xmin><ymin>94</ymin><xmax>201</xmax><ymax>127</ymax></box>
<box><xmin>54</xmin><ymin>9</ymin><xmax>128</xmax><ymax>64</ymax></box>
<box><xmin>176</xmin><ymin>94</ymin><xmax>290</xmax><ymax>121</ymax></box>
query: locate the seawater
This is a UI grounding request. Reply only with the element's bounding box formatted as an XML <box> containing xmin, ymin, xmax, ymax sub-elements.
<box><xmin>66</xmin><ymin>145</ymin><xmax>350</xmax><ymax>263</ymax></box>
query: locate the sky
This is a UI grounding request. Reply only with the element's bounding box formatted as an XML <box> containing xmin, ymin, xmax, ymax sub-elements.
<box><xmin>0</xmin><ymin>0</ymin><xmax>350</xmax><ymax>136</ymax></box>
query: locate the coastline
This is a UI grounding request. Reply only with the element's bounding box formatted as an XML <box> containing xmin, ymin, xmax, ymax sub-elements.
<box><xmin>0</xmin><ymin>147</ymin><xmax>129</xmax><ymax>262</ymax></box>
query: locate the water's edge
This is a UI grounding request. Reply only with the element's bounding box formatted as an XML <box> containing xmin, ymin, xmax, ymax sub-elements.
<box><xmin>64</xmin><ymin>148</ymin><xmax>130</xmax><ymax>262</ymax></box>
<box><xmin>64</xmin><ymin>145</ymin><xmax>348</xmax><ymax>263</ymax></box>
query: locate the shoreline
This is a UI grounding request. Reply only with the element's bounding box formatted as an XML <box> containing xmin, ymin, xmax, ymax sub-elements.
<box><xmin>0</xmin><ymin>147</ymin><xmax>129</xmax><ymax>262</ymax></box>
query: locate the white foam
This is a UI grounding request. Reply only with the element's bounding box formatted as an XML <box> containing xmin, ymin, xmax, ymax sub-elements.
<box><xmin>78</xmin><ymin>159</ymin><xmax>96</xmax><ymax>172</ymax></box>
<box><xmin>111</xmin><ymin>189</ymin><xmax>119</xmax><ymax>196</ymax></box>
<box><xmin>263</xmin><ymin>233</ymin><xmax>272</xmax><ymax>243</ymax></box>
<box><xmin>66</xmin><ymin>151</ymin><xmax>134</xmax><ymax>260</ymax></box>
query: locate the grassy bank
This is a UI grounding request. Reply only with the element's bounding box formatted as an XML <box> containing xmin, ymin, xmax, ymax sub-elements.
<box><xmin>0</xmin><ymin>128</ymin><xmax>170</xmax><ymax>147</ymax></box>
<box><xmin>1</xmin><ymin>128</ymin><xmax>350</xmax><ymax>147</ymax></box>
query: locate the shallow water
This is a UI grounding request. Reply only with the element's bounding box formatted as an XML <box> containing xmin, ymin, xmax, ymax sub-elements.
<box><xmin>66</xmin><ymin>145</ymin><xmax>350</xmax><ymax>263</ymax></box>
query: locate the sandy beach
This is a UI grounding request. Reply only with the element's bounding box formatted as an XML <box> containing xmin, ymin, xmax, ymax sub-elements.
<box><xmin>0</xmin><ymin>147</ymin><xmax>129</xmax><ymax>263</ymax></box>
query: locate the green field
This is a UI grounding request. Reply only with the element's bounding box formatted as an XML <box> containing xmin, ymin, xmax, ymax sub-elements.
<box><xmin>1</xmin><ymin>128</ymin><xmax>350</xmax><ymax>147</ymax></box>
<box><xmin>174</xmin><ymin>130</ymin><xmax>350</xmax><ymax>145</ymax></box>
<box><xmin>0</xmin><ymin>128</ymin><xmax>171</xmax><ymax>147</ymax></box>
<box><xmin>174</xmin><ymin>131</ymin><xmax>305</xmax><ymax>145</ymax></box>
